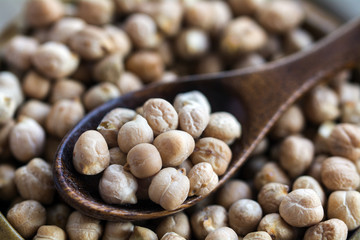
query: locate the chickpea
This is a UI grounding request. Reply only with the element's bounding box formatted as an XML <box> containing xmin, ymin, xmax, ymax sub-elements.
<box><xmin>196</xmin><ymin>53</ymin><xmax>224</xmax><ymax>74</ymax></box>
<box><xmin>243</xmin><ymin>231</ymin><xmax>272</xmax><ymax>240</ymax></box>
<box><xmin>228</xmin><ymin>0</ymin><xmax>266</xmax><ymax>16</ymax></box>
<box><xmin>156</xmin><ymin>212</ymin><xmax>190</xmax><ymax>239</ymax></box>
<box><xmin>216</xmin><ymin>179</ymin><xmax>252</xmax><ymax>209</ymax></box>
<box><xmin>314</xmin><ymin>121</ymin><xmax>335</xmax><ymax>154</ymax></box>
<box><xmin>191</xmin><ymin>137</ymin><xmax>232</xmax><ymax>176</ymax></box>
<box><xmin>250</xmin><ymin>138</ymin><xmax>268</xmax><ymax>157</ymax></box>
<box><xmin>329</xmin><ymin>70</ymin><xmax>351</xmax><ymax>89</ymax></box>
<box><xmin>285</xmin><ymin>28</ymin><xmax>313</xmax><ymax>54</ymax></box>
<box><xmin>178</xmin><ymin>103</ymin><xmax>210</xmax><ymax>139</ymax></box>
<box><xmin>24</xmin><ymin>0</ymin><xmax>64</xmax><ymax>28</ymax></box>
<box><xmin>103</xmin><ymin>221</ymin><xmax>134</xmax><ymax>240</ymax></box>
<box><xmin>293</xmin><ymin>176</ymin><xmax>326</xmax><ymax>206</ymax></box>
<box><xmin>174</xmin><ymin>90</ymin><xmax>211</xmax><ymax>115</ymax></box>
<box><xmin>205</xmin><ymin>227</ymin><xmax>238</xmax><ymax>240</ymax></box>
<box><xmin>190</xmin><ymin>205</ymin><xmax>228</xmax><ymax>239</ymax></box>
<box><xmin>126</xmin><ymin>51</ymin><xmax>164</xmax><ymax>83</ymax></box>
<box><xmin>157</xmin><ymin>41</ymin><xmax>174</xmax><ymax>67</ymax></box>
<box><xmin>0</xmin><ymin>71</ymin><xmax>24</xmax><ymax>107</ymax></box>
<box><xmin>257</xmin><ymin>213</ymin><xmax>297</xmax><ymax>240</ymax></box>
<box><xmin>233</xmin><ymin>53</ymin><xmax>265</xmax><ymax>70</ymax></box>
<box><xmin>257</xmin><ymin>182</ymin><xmax>289</xmax><ymax>214</ymax></box>
<box><xmin>129</xmin><ymin>226</ymin><xmax>157</xmax><ymax>240</ymax></box>
<box><xmin>50</xmin><ymin>78</ymin><xmax>85</xmax><ymax>103</ymax></box>
<box><xmin>116</xmin><ymin>72</ymin><xmax>143</xmax><ymax>95</ymax></box>
<box><xmin>7</xmin><ymin>200</ymin><xmax>46</xmax><ymax>238</ymax></box>
<box><xmin>77</xmin><ymin>0</ymin><xmax>114</xmax><ymax>25</ymax></box>
<box><xmin>304</xmin><ymin>218</ymin><xmax>348</xmax><ymax>240</ymax></box>
<box><xmin>18</xmin><ymin>100</ymin><xmax>50</xmax><ymax>127</ymax></box>
<box><xmin>307</xmin><ymin>154</ymin><xmax>327</xmax><ymax>182</ymax></box>
<box><xmin>143</xmin><ymin>98</ymin><xmax>178</xmax><ymax>135</ymax></box>
<box><xmin>0</xmin><ymin>119</ymin><xmax>15</xmax><ymax>160</ymax></box>
<box><xmin>176</xmin><ymin>28</ymin><xmax>209</xmax><ymax>60</ymax></box>
<box><xmin>48</xmin><ymin>17</ymin><xmax>86</xmax><ymax>43</ymax></box>
<box><xmin>46</xmin><ymin>203</ymin><xmax>71</xmax><ymax>229</ymax></box>
<box><xmin>279</xmin><ymin>189</ymin><xmax>323</xmax><ymax>227</ymax></box>
<box><xmin>104</xmin><ymin>25</ymin><xmax>132</xmax><ymax>57</ymax></box>
<box><xmin>154</xmin><ymin>130</ymin><xmax>195</xmax><ymax>167</ymax></box>
<box><xmin>22</xmin><ymin>71</ymin><xmax>51</xmax><ymax>100</ymax></box>
<box><xmin>46</xmin><ymin>99</ymin><xmax>85</xmax><ymax>138</ymax></box>
<box><xmin>33</xmin><ymin>225</ymin><xmax>66</xmax><ymax>240</ymax></box>
<box><xmin>254</xmin><ymin>162</ymin><xmax>290</xmax><ymax>190</ymax></box>
<box><xmin>279</xmin><ymin>135</ymin><xmax>314</xmax><ymax>178</ymax></box>
<box><xmin>337</xmin><ymin>82</ymin><xmax>360</xmax><ymax>104</ymax></box>
<box><xmin>0</xmin><ymin>93</ymin><xmax>16</xmax><ymax>125</ymax></box>
<box><xmin>149</xmin><ymin>167</ymin><xmax>189</xmax><ymax>210</ymax></box>
<box><xmin>188</xmin><ymin>162</ymin><xmax>218</xmax><ymax>197</ymax></box>
<box><xmin>341</xmin><ymin>101</ymin><xmax>360</xmax><ymax>125</ymax></box>
<box><xmin>178</xmin><ymin>159</ymin><xmax>193</xmax><ymax>174</ymax></box>
<box><xmin>10</xmin><ymin>116</ymin><xmax>45</xmax><ymax>162</ymax></box>
<box><xmin>4</xmin><ymin>35</ymin><xmax>39</xmax><ymax>70</ymax></box>
<box><xmin>109</xmin><ymin>147</ymin><xmax>127</xmax><ymax>165</ymax></box>
<box><xmin>161</xmin><ymin>232</ymin><xmax>185</xmax><ymax>240</ymax></box>
<box><xmin>229</xmin><ymin>199</ymin><xmax>262</xmax><ymax>236</ymax></box>
<box><xmin>93</xmin><ymin>53</ymin><xmax>124</xmax><ymax>84</ymax></box>
<box><xmin>118</xmin><ymin>115</ymin><xmax>154</xmax><ymax>153</ymax></box>
<box><xmin>270</xmin><ymin>105</ymin><xmax>305</xmax><ymax>139</ymax></box>
<box><xmin>66</xmin><ymin>211</ymin><xmax>103</xmax><ymax>240</ymax></box>
<box><xmin>83</xmin><ymin>82</ymin><xmax>120</xmax><ymax>111</ymax></box>
<box><xmin>0</xmin><ymin>164</ymin><xmax>17</xmax><ymax>201</ymax></box>
<box><xmin>158</xmin><ymin>71</ymin><xmax>178</xmax><ymax>83</ymax></box>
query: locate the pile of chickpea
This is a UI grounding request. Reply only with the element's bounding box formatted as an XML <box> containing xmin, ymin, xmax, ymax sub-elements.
<box><xmin>0</xmin><ymin>0</ymin><xmax>360</xmax><ymax>239</ymax></box>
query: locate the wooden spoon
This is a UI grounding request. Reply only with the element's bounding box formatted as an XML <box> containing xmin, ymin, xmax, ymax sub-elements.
<box><xmin>54</xmin><ymin>18</ymin><xmax>360</xmax><ymax>221</ymax></box>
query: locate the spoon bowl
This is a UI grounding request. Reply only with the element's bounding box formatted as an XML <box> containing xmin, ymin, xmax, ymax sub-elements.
<box><xmin>54</xmin><ymin>18</ymin><xmax>360</xmax><ymax>221</ymax></box>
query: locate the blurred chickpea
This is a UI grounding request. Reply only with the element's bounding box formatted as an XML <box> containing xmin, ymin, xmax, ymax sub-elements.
<box><xmin>103</xmin><ymin>221</ymin><xmax>134</xmax><ymax>240</ymax></box>
<box><xmin>257</xmin><ymin>182</ymin><xmax>289</xmax><ymax>214</ymax></box>
<box><xmin>176</xmin><ymin>28</ymin><xmax>209</xmax><ymax>60</ymax></box>
<box><xmin>109</xmin><ymin>147</ymin><xmax>127</xmax><ymax>165</ymax></box>
<box><xmin>104</xmin><ymin>25</ymin><xmax>132</xmax><ymax>57</ymax></box>
<box><xmin>329</xmin><ymin>70</ymin><xmax>352</xmax><ymax>89</ymax></box>
<box><xmin>83</xmin><ymin>82</ymin><xmax>120</xmax><ymax>111</ymax></box>
<box><xmin>188</xmin><ymin>162</ymin><xmax>218</xmax><ymax>197</ymax></box>
<box><xmin>4</xmin><ymin>36</ymin><xmax>38</xmax><ymax>70</ymax></box>
<box><xmin>50</xmin><ymin>78</ymin><xmax>85</xmax><ymax>104</ymax></box>
<box><xmin>66</xmin><ymin>211</ymin><xmax>103</xmax><ymax>240</ymax></box>
<box><xmin>0</xmin><ymin>164</ymin><xmax>17</xmax><ymax>201</ymax></box>
<box><xmin>24</xmin><ymin>0</ymin><xmax>64</xmax><ymax>28</ymax></box>
<box><xmin>217</xmin><ymin>179</ymin><xmax>252</xmax><ymax>209</ymax></box>
<box><xmin>341</xmin><ymin>101</ymin><xmax>360</xmax><ymax>125</ymax></box>
<box><xmin>22</xmin><ymin>71</ymin><xmax>51</xmax><ymax>100</ymax></box>
<box><xmin>254</xmin><ymin>162</ymin><xmax>290</xmax><ymax>190</ymax></box>
<box><xmin>156</xmin><ymin>212</ymin><xmax>191</xmax><ymax>239</ymax></box>
<box><xmin>48</xmin><ymin>17</ymin><xmax>85</xmax><ymax>43</ymax></box>
<box><xmin>196</xmin><ymin>53</ymin><xmax>224</xmax><ymax>74</ymax></box>
<box><xmin>257</xmin><ymin>213</ymin><xmax>297</xmax><ymax>240</ymax></box>
<box><xmin>228</xmin><ymin>0</ymin><xmax>266</xmax><ymax>16</ymax></box>
<box><xmin>157</xmin><ymin>41</ymin><xmax>174</xmax><ymax>67</ymax></box>
<box><xmin>7</xmin><ymin>200</ymin><xmax>46</xmax><ymax>238</ymax></box>
<box><xmin>129</xmin><ymin>226</ymin><xmax>157</xmax><ymax>240</ymax></box>
<box><xmin>304</xmin><ymin>218</ymin><xmax>348</xmax><ymax>240</ymax></box>
<box><xmin>18</xmin><ymin>100</ymin><xmax>50</xmax><ymax>126</ymax></box>
<box><xmin>206</xmin><ymin>227</ymin><xmax>238</xmax><ymax>240</ymax></box>
<box><xmin>337</xmin><ymin>82</ymin><xmax>360</xmax><ymax>104</ymax></box>
<box><xmin>46</xmin><ymin>203</ymin><xmax>71</xmax><ymax>229</ymax></box>
<box><xmin>77</xmin><ymin>0</ymin><xmax>114</xmax><ymax>25</ymax></box>
<box><xmin>93</xmin><ymin>53</ymin><xmax>124</xmax><ymax>83</ymax></box>
<box><xmin>34</xmin><ymin>225</ymin><xmax>66</xmax><ymax>240</ymax></box>
<box><xmin>314</xmin><ymin>121</ymin><xmax>335</xmax><ymax>154</ymax></box>
<box><xmin>113</xmin><ymin>0</ymin><xmax>146</xmax><ymax>14</ymax></box>
<box><xmin>233</xmin><ymin>53</ymin><xmax>265</xmax><ymax>70</ymax></box>
<box><xmin>0</xmin><ymin>71</ymin><xmax>24</xmax><ymax>107</ymax></box>
<box><xmin>159</xmin><ymin>71</ymin><xmax>178</xmax><ymax>83</ymax></box>
<box><xmin>307</xmin><ymin>154</ymin><xmax>327</xmax><ymax>182</ymax></box>
<box><xmin>0</xmin><ymin>93</ymin><xmax>16</xmax><ymax>125</ymax></box>
<box><xmin>46</xmin><ymin>99</ymin><xmax>85</xmax><ymax>138</ymax></box>
<box><xmin>285</xmin><ymin>28</ymin><xmax>313</xmax><ymax>54</ymax></box>
<box><xmin>258</xmin><ymin>35</ymin><xmax>282</xmax><ymax>59</ymax></box>
<box><xmin>0</xmin><ymin>120</ymin><xmax>15</xmax><ymax>160</ymax></box>
<box><xmin>116</xmin><ymin>72</ymin><xmax>144</xmax><ymax>94</ymax></box>
<box><xmin>270</xmin><ymin>105</ymin><xmax>305</xmax><ymax>139</ymax></box>
<box><xmin>249</xmin><ymin>138</ymin><xmax>268</xmax><ymax>156</ymax></box>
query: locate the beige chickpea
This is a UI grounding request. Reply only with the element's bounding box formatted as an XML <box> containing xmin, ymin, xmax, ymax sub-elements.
<box><xmin>304</xmin><ymin>218</ymin><xmax>348</xmax><ymax>240</ymax></box>
<box><xmin>257</xmin><ymin>0</ymin><xmax>305</xmax><ymax>33</ymax></box>
<box><xmin>293</xmin><ymin>175</ymin><xmax>326</xmax><ymax>206</ymax></box>
<box><xmin>279</xmin><ymin>189</ymin><xmax>323</xmax><ymax>227</ymax></box>
<box><xmin>191</xmin><ymin>205</ymin><xmax>228</xmax><ymax>239</ymax></box>
<box><xmin>73</xmin><ymin>130</ymin><xmax>110</xmax><ymax>175</ymax></box>
<box><xmin>178</xmin><ymin>103</ymin><xmax>210</xmax><ymax>139</ymax></box>
<box><xmin>328</xmin><ymin>190</ymin><xmax>360</xmax><ymax>230</ymax></box>
<box><xmin>314</xmin><ymin>121</ymin><xmax>335</xmax><ymax>154</ymax></box>
<box><xmin>154</xmin><ymin>130</ymin><xmax>195</xmax><ymax>167</ymax></box>
<box><xmin>254</xmin><ymin>162</ymin><xmax>290</xmax><ymax>190</ymax></box>
<box><xmin>0</xmin><ymin>71</ymin><xmax>24</xmax><ymax>107</ymax></box>
<box><xmin>190</xmin><ymin>137</ymin><xmax>232</xmax><ymax>176</ymax></box>
<box><xmin>205</xmin><ymin>227</ymin><xmax>238</xmax><ymax>240</ymax></box>
<box><xmin>228</xmin><ymin>0</ymin><xmax>266</xmax><ymax>16</ymax></box>
<box><xmin>46</xmin><ymin>99</ymin><xmax>85</xmax><ymax>138</ymax></box>
<box><xmin>48</xmin><ymin>17</ymin><xmax>85</xmax><ymax>43</ymax></box>
<box><xmin>216</xmin><ymin>179</ymin><xmax>252</xmax><ymax>209</ymax></box>
<box><xmin>203</xmin><ymin>112</ymin><xmax>241</xmax><ymax>145</ymax></box>
<box><xmin>176</xmin><ymin>28</ymin><xmax>209</xmax><ymax>60</ymax></box>
<box><xmin>34</xmin><ymin>225</ymin><xmax>66</xmax><ymax>240</ymax></box>
<box><xmin>32</xmin><ymin>42</ymin><xmax>79</xmax><ymax>79</ymax></box>
<box><xmin>15</xmin><ymin>158</ymin><xmax>54</xmax><ymax>204</ymax></box>
<box><xmin>174</xmin><ymin>90</ymin><xmax>211</xmax><ymax>114</ymax></box>
<box><xmin>69</xmin><ymin>25</ymin><xmax>115</xmax><ymax>60</ymax></box>
<box><xmin>50</xmin><ymin>78</ymin><xmax>85</xmax><ymax>103</ymax></box>
<box><xmin>243</xmin><ymin>231</ymin><xmax>272</xmax><ymax>240</ymax></box>
<box><xmin>66</xmin><ymin>211</ymin><xmax>103</xmax><ymax>240</ymax></box>
<box><xmin>321</xmin><ymin>156</ymin><xmax>360</xmax><ymax>190</ymax></box>
<box><xmin>279</xmin><ymin>135</ymin><xmax>314</xmax><ymax>178</ymax></box>
<box><xmin>233</xmin><ymin>53</ymin><xmax>265</xmax><ymax>70</ymax></box>
<box><xmin>156</xmin><ymin>41</ymin><xmax>174</xmax><ymax>68</ymax></box>
<box><xmin>337</xmin><ymin>82</ymin><xmax>360</xmax><ymax>104</ymax></box>
<box><xmin>77</xmin><ymin>0</ymin><xmax>114</xmax><ymax>25</ymax></box>
<box><xmin>149</xmin><ymin>167</ymin><xmax>189</xmax><ymax>210</ymax></box>
<box><xmin>257</xmin><ymin>213</ymin><xmax>297</xmax><ymax>240</ymax></box>
<box><xmin>10</xmin><ymin>116</ymin><xmax>45</xmax><ymax>162</ymax></box>
<box><xmin>22</xmin><ymin>71</ymin><xmax>50</xmax><ymax>100</ymax></box>
<box><xmin>257</xmin><ymin>182</ymin><xmax>289</xmax><ymax>214</ymax></box>
<box><xmin>4</xmin><ymin>35</ymin><xmax>39</xmax><ymax>70</ymax></box>
<box><xmin>188</xmin><ymin>162</ymin><xmax>218</xmax><ymax>197</ymax></box>
<box><xmin>104</xmin><ymin>25</ymin><xmax>132</xmax><ymax>57</ymax></box>
<box><xmin>221</xmin><ymin>17</ymin><xmax>267</xmax><ymax>56</ymax></box>
<box><xmin>116</xmin><ymin>72</ymin><xmax>144</xmax><ymax>94</ymax></box>
<box><xmin>0</xmin><ymin>120</ymin><xmax>15</xmax><ymax>160</ymax></box>
<box><xmin>24</xmin><ymin>0</ymin><xmax>64</xmax><ymax>28</ymax></box>
<box><xmin>118</xmin><ymin>115</ymin><xmax>153</xmax><ymax>153</ymax></box>
<box><xmin>7</xmin><ymin>200</ymin><xmax>46</xmax><ymax>238</ymax></box>
<box><xmin>126</xmin><ymin>51</ymin><xmax>164</xmax><ymax>83</ymax></box>
<box><xmin>327</xmin><ymin>123</ymin><xmax>360</xmax><ymax>162</ymax></box>
<box><xmin>341</xmin><ymin>101</ymin><xmax>360</xmax><ymax>125</ymax></box>
<box><xmin>129</xmin><ymin>226</ymin><xmax>158</xmax><ymax>240</ymax></box>
<box><xmin>285</xmin><ymin>28</ymin><xmax>313</xmax><ymax>54</ymax></box>
<box><xmin>93</xmin><ymin>53</ymin><xmax>124</xmax><ymax>84</ymax></box>
<box><xmin>158</xmin><ymin>71</ymin><xmax>178</xmax><ymax>83</ymax></box>
<box><xmin>99</xmin><ymin>164</ymin><xmax>138</xmax><ymax>204</ymax></box>
<box><xmin>143</xmin><ymin>98</ymin><xmax>178</xmax><ymax>135</ymax></box>
<box><xmin>103</xmin><ymin>221</ymin><xmax>134</xmax><ymax>240</ymax></box>
<box><xmin>156</xmin><ymin>212</ymin><xmax>190</xmax><ymax>239</ymax></box>
<box><xmin>0</xmin><ymin>164</ymin><xmax>17</xmax><ymax>201</ymax></box>
<box><xmin>270</xmin><ymin>105</ymin><xmax>305</xmax><ymax>139</ymax></box>
<box><xmin>307</xmin><ymin>154</ymin><xmax>327</xmax><ymax>182</ymax></box>
<box><xmin>83</xmin><ymin>82</ymin><xmax>120</xmax><ymax>111</ymax></box>
<box><xmin>46</xmin><ymin>203</ymin><xmax>71</xmax><ymax>229</ymax></box>
<box><xmin>127</xmin><ymin>143</ymin><xmax>162</xmax><ymax>178</ymax></box>
<box><xmin>229</xmin><ymin>199</ymin><xmax>262</xmax><ymax>236</ymax></box>
<box><xmin>0</xmin><ymin>92</ymin><xmax>16</xmax><ymax>125</ymax></box>
<box><xmin>18</xmin><ymin>100</ymin><xmax>50</xmax><ymax>127</ymax></box>
<box><xmin>109</xmin><ymin>147</ymin><xmax>127</xmax><ymax>165</ymax></box>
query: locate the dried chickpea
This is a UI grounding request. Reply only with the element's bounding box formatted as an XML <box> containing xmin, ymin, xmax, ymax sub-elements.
<box><xmin>257</xmin><ymin>182</ymin><xmax>289</xmax><ymax>214</ymax></box>
<box><xmin>7</xmin><ymin>200</ymin><xmax>46</xmax><ymax>239</ymax></box>
<box><xmin>285</xmin><ymin>28</ymin><xmax>313</xmax><ymax>54</ymax></box>
<box><xmin>126</xmin><ymin>51</ymin><xmax>164</xmax><ymax>83</ymax></box>
<box><xmin>4</xmin><ymin>35</ymin><xmax>39</xmax><ymax>70</ymax></box>
<box><xmin>66</xmin><ymin>211</ymin><xmax>103</xmax><ymax>240</ymax></box>
<box><xmin>127</xmin><ymin>143</ymin><xmax>162</xmax><ymax>178</ymax></box>
<box><xmin>307</xmin><ymin>154</ymin><xmax>327</xmax><ymax>182</ymax></box>
<box><xmin>196</xmin><ymin>53</ymin><xmax>224</xmax><ymax>74</ymax></box>
<box><xmin>32</xmin><ymin>42</ymin><xmax>79</xmax><ymax>79</ymax></box>
<box><xmin>15</xmin><ymin>158</ymin><xmax>54</xmax><ymax>204</ymax></box>
<box><xmin>337</xmin><ymin>82</ymin><xmax>360</xmax><ymax>104</ymax></box>
<box><xmin>216</xmin><ymin>179</ymin><xmax>252</xmax><ymax>209</ymax></box>
<box><xmin>24</xmin><ymin>0</ymin><xmax>64</xmax><ymax>28</ymax></box>
<box><xmin>243</xmin><ymin>231</ymin><xmax>272</xmax><ymax>240</ymax></box>
<box><xmin>191</xmin><ymin>137</ymin><xmax>232</xmax><ymax>176</ymax></box>
<box><xmin>293</xmin><ymin>176</ymin><xmax>326</xmax><ymax>206</ymax></box>
<box><xmin>83</xmin><ymin>82</ymin><xmax>120</xmax><ymax>111</ymax></box>
<box><xmin>48</xmin><ymin>17</ymin><xmax>85</xmax><ymax>43</ymax></box>
<box><xmin>279</xmin><ymin>189</ymin><xmax>324</xmax><ymax>227</ymax></box>
<box><xmin>10</xmin><ymin>116</ymin><xmax>45</xmax><ymax>162</ymax></box>
<box><xmin>0</xmin><ymin>92</ymin><xmax>16</xmax><ymax>125</ymax></box>
<box><xmin>109</xmin><ymin>147</ymin><xmax>127</xmax><ymax>165</ymax></box>
<box><xmin>73</xmin><ymin>130</ymin><xmax>110</xmax><ymax>175</ymax></box>
<box><xmin>161</xmin><ymin>232</ymin><xmax>185</xmax><ymax>240</ymax></box>
<box><xmin>143</xmin><ymin>98</ymin><xmax>178</xmax><ymax>135</ymax></box>
<box><xmin>93</xmin><ymin>53</ymin><xmax>124</xmax><ymax>83</ymax></box>
<box><xmin>176</xmin><ymin>28</ymin><xmax>209</xmax><ymax>60</ymax></box>
<box><xmin>188</xmin><ymin>162</ymin><xmax>218</xmax><ymax>197</ymax></box>
<box><xmin>0</xmin><ymin>71</ymin><xmax>24</xmax><ymax>107</ymax></box>
<box><xmin>257</xmin><ymin>213</ymin><xmax>297</xmax><ymax>240</ymax></box>
<box><xmin>314</xmin><ymin>121</ymin><xmax>335</xmax><ymax>154</ymax></box>
<box><xmin>174</xmin><ymin>90</ymin><xmax>211</xmax><ymax>114</ymax></box>
<box><xmin>191</xmin><ymin>205</ymin><xmax>228</xmax><ymax>239</ymax></box>
<box><xmin>203</xmin><ymin>112</ymin><xmax>241</xmax><ymax>145</ymax></box>
<box><xmin>178</xmin><ymin>103</ymin><xmax>210</xmax><ymax>138</ymax></box>
<box><xmin>158</xmin><ymin>71</ymin><xmax>178</xmax><ymax>83</ymax></box>
<box><xmin>22</xmin><ymin>71</ymin><xmax>50</xmax><ymax>100</ymax></box>
<box><xmin>103</xmin><ymin>221</ymin><xmax>134</xmax><ymax>240</ymax></box>
<box><xmin>46</xmin><ymin>203</ymin><xmax>71</xmax><ymax>229</ymax></box>
<box><xmin>0</xmin><ymin>120</ymin><xmax>15</xmax><ymax>160</ymax></box>
<box><xmin>254</xmin><ymin>162</ymin><xmax>290</xmax><ymax>190</ymax></box>
<box><xmin>97</xmin><ymin>107</ymin><xmax>136</xmax><ymax>148</ymax></box>
<box><xmin>327</xmin><ymin>190</ymin><xmax>360</xmax><ymax>230</ymax></box>
<box><xmin>116</xmin><ymin>72</ymin><xmax>143</xmax><ymax>94</ymax></box>
<box><xmin>279</xmin><ymin>135</ymin><xmax>314</xmax><ymax>178</ymax></box>
<box><xmin>34</xmin><ymin>225</ymin><xmax>66</xmax><ymax>240</ymax></box>
<box><xmin>156</xmin><ymin>212</ymin><xmax>190</xmax><ymax>239</ymax></box>
<box><xmin>50</xmin><ymin>78</ymin><xmax>85</xmax><ymax>103</ymax></box>
<box><xmin>18</xmin><ymin>100</ymin><xmax>50</xmax><ymax>127</ymax></box>
<box><xmin>233</xmin><ymin>53</ymin><xmax>265</xmax><ymax>69</ymax></box>
<box><xmin>77</xmin><ymin>0</ymin><xmax>114</xmax><ymax>25</ymax></box>
<box><xmin>129</xmin><ymin>226</ymin><xmax>157</xmax><ymax>240</ymax></box>
<box><xmin>149</xmin><ymin>167</ymin><xmax>189</xmax><ymax>210</ymax></box>
<box><xmin>46</xmin><ymin>99</ymin><xmax>85</xmax><ymax>138</ymax></box>
<box><xmin>154</xmin><ymin>130</ymin><xmax>195</xmax><ymax>167</ymax></box>
<box><xmin>0</xmin><ymin>164</ymin><xmax>17</xmax><ymax>201</ymax></box>
<box><xmin>341</xmin><ymin>101</ymin><xmax>360</xmax><ymax>124</ymax></box>
<box><xmin>304</xmin><ymin>218</ymin><xmax>348</xmax><ymax>240</ymax></box>
<box><xmin>118</xmin><ymin>115</ymin><xmax>154</xmax><ymax>153</ymax></box>
<box><xmin>205</xmin><ymin>227</ymin><xmax>238</xmax><ymax>240</ymax></box>
<box><xmin>321</xmin><ymin>156</ymin><xmax>360</xmax><ymax>190</ymax></box>
<box><xmin>104</xmin><ymin>25</ymin><xmax>132</xmax><ymax>57</ymax></box>
<box><xmin>99</xmin><ymin>164</ymin><xmax>138</xmax><ymax>204</ymax></box>
<box><xmin>270</xmin><ymin>105</ymin><xmax>305</xmax><ymax>139</ymax></box>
